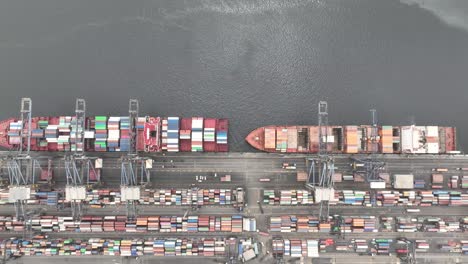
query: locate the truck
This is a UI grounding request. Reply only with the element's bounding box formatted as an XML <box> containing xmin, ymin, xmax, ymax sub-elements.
<box><xmin>38</xmin><ymin>159</ymin><xmax>54</xmax><ymax>185</ymax></box>
<box><xmin>351</xmin><ymin>162</ymin><xmax>365</xmax><ymax>170</ymax></box>
<box><xmin>282</xmin><ymin>163</ymin><xmax>296</xmax><ymax>170</ymax></box>
<box><xmin>234</xmin><ymin>188</ymin><xmax>245</xmax><ymax>212</ymax></box>
<box><xmin>220</xmin><ymin>174</ymin><xmax>231</xmax><ymax>182</ymax></box>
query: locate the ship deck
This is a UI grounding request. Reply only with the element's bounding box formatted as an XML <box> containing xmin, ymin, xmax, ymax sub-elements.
<box><xmin>0</xmin><ymin>118</ymin><xmax>14</xmax><ymax>149</ymax></box>
<box><xmin>245</xmin><ymin>127</ymin><xmax>265</xmax><ymax>151</ymax></box>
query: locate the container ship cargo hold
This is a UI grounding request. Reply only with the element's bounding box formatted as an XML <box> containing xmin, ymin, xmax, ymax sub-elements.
<box><xmin>246</xmin><ymin>125</ymin><xmax>457</xmax><ymax>154</ymax></box>
<box><xmin>0</xmin><ymin>116</ymin><xmax>228</xmax><ymax>152</ymax></box>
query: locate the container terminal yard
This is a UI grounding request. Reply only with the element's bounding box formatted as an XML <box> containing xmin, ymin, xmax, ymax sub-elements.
<box><xmin>0</xmin><ymin>99</ymin><xmax>466</xmax><ymax>264</ymax></box>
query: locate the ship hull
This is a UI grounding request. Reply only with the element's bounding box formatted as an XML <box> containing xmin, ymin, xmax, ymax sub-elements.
<box><xmin>246</xmin><ymin>125</ymin><xmax>457</xmax><ymax>154</ymax></box>
<box><xmin>0</xmin><ymin>116</ymin><xmax>228</xmax><ymax>153</ymax></box>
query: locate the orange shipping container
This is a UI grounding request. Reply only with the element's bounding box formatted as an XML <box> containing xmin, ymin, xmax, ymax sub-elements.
<box><xmin>264</xmin><ymin>128</ymin><xmax>276</xmax><ymax>149</ymax></box>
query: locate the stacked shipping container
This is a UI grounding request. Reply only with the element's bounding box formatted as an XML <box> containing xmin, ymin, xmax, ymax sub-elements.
<box><xmin>247</xmin><ymin>125</ymin><xmax>456</xmax><ymax>154</ymax></box>
<box><xmin>107</xmin><ymin>117</ymin><xmax>120</xmax><ymax>151</ymax></box>
<box><xmin>167</xmin><ymin>117</ymin><xmax>179</xmax><ymax>152</ymax></box>
<box><xmin>1</xmin><ymin>116</ymin><xmax>228</xmax><ymax>152</ymax></box>
<box><xmin>94</xmin><ymin>116</ymin><xmax>107</xmax><ymax>151</ymax></box>
<box><xmin>0</xmin><ymin>238</ymin><xmax>226</xmax><ymax>257</ymax></box>
<box><xmin>0</xmin><ymin>215</ymin><xmax>250</xmax><ymax>233</ymax></box>
<box><xmin>191</xmin><ymin>118</ymin><xmax>203</xmax><ymax>152</ymax></box>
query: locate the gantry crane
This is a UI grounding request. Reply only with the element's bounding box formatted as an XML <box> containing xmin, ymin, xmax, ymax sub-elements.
<box><xmin>5</xmin><ymin>98</ymin><xmax>42</xmax><ymax>221</ymax></box>
<box><xmin>120</xmin><ymin>99</ymin><xmax>151</xmax><ymax>220</ymax></box>
<box><xmin>351</xmin><ymin>109</ymin><xmax>386</xmax><ymax>205</ymax></box>
<box><xmin>353</xmin><ymin>109</ymin><xmax>386</xmax><ymax>181</ymax></box>
<box><xmin>307</xmin><ymin>101</ymin><xmax>335</xmax><ymax>221</ymax></box>
<box><xmin>398</xmin><ymin>238</ymin><xmax>416</xmax><ymax>264</ymax></box>
<box><xmin>64</xmin><ymin>99</ymin><xmax>99</xmax><ymax>220</ymax></box>
<box><xmin>318</xmin><ymin>101</ymin><xmax>329</xmax><ymax>157</ymax></box>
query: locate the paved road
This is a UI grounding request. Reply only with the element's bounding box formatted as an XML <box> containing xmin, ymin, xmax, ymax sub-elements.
<box><xmin>3</xmin><ymin>152</ymin><xmax>468</xmax><ymax>189</ymax></box>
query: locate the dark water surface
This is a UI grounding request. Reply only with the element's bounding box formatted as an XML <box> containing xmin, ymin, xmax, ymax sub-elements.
<box><xmin>1</xmin><ymin>0</ymin><xmax>468</xmax><ymax>151</ymax></box>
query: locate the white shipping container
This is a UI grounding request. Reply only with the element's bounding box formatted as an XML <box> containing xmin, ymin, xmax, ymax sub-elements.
<box><xmin>370</xmin><ymin>181</ymin><xmax>386</xmax><ymax>189</ymax></box>
<box><xmin>192</xmin><ymin>119</ymin><xmax>203</xmax><ymax>129</ymax></box>
<box><xmin>427</xmin><ymin>143</ymin><xmax>439</xmax><ymax>154</ymax></box>
<box><xmin>95</xmin><ymin>158</ymin><xmax>103</xmax><ymax>169</ymax></box>
<box><xmin>167</xmin><ymin>138</ymin><xmax>179</xmax><ymax>144</ymax></box>
<box><xmin>108</xmin><ymin>130</ymin><xmax>120</xmax><ymax>139</ymax></box>
<box><xmin>426</xmin><ymin>126</ymin><xmax>439</xmax><ymax>137</ymax></box>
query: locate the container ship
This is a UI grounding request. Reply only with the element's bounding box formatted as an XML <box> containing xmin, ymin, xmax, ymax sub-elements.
<box><xmin>0</xmin><ymin>116</ymin><xmax>228</xmax><ymax>152</ymax></box>
<box><xmin>246</xmin><ymin>125</ymin><xmax>457</xmax><ymax>154</ymax></box>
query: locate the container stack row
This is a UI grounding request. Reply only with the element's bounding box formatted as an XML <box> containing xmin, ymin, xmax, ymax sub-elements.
<box><xmin>203</xmin><ymin>119</ymin><xmax>216</xmax><ymax>151</ymax></box>
<box><xmin>262</xmin><ymin>189</ymin><xmax>314</xmax><ymax>205</ymax></box>
<box><xmin>179</xmin><ymin>121</ymin><xmax>191</xmax><ymax>139</ymax></box>
<box><xmin>264</xmin><ymin>189</ymin><xmax>468</xmax><ymax>207</ymax></box>
<box><xmin>462</xmin><ymin>241</ymin><xmax>468</xmax><ymax>255</ymax></box>
<box><xmin>70</xmin><ymin>116</ymin><xmax>83</xmax><ymax>152</ymax></box>
<box><xmin>416</xmin><ymin>240</ymin><xmax>430</xmax><ymax>252</ymax></box>
<box><xmin>270</xmin><ymin>216</ymin><xmax>328</xmax><ymax>233</ymax></box>
<box><xmin>414</xmin><ymin>179</ymin><xmax>426</xmax><ymax>189</ymax></box>
<box><xmin>136</xmin><ymin>117</ymin><xmax>146</xmax><ymax>150</ymax></box>
<box><xmin>31</xmin><ymin>128</ymin><xmax>45</xmax><ymax>138</ymax></box>
<box><xmin>106</xmin><ymin>117</ymin><xmax>120</xmax><ymax>151</ymax></box>
<box><xmin>462</xmin><ymin>176</ymin><xmax>468</xmax><ymax>189</ymax></box>
<box><xmin>167</xmin><ymin>117</ymin><xmax>179</xmax><ymax>152</ymax></box>
<box><xmin>119</xmin><ymin>117</ymin><xmax>130</xmax><ymax>152</ymax></box>
<box><xmin>380</xmin><ymin>217</ymin><xmax>394</xmax><ymax>232</ymax></box>
<box><xmin>148</xmin><ymin>189</ymin><xmax>232</xmax><ymax>206</ymax></box>
<box><xmin>0</xmin><ymin>238</ymin><xmax>226</xmax><ymax>257</ymax></box>
<box><xmin>216</xmin><ymin>126</ymin><xmax>228</xmax><ymax>145</ymax></box>
<box><xmin>161</xmin><ymin>119</ymin><xmax>168</xmax><ymax>151</ymax></box>
<box><xmin>0</xmin><ymin>215</ymin><xmax>249</xmax><ymax>233</ymax></box>
<box><xmin>338</xmin><ymin>190</ymin><xmax>370</xmax><ymax>206</ymax></box>
<box><xmin>94</xmin><ymin>116</ymin><xmax>107</xmax><ymax>152</ymax></box>
<box><xmin>354</xmin><ymin>239</ymin><xmax>369</xmax><ymax>253</ymax></box>
<box><xmin>191</xmin><ymin>117</ymin><xmax>203</xmax><ymax>152</ymax></box>
<box><xmin>396</xmin><ymin>217</ymin><xmax>419</xmax><ymax>232</ymax></box>
<box><xmin>41</xmin><ymin>121</ymin><xmax>58</xmax><ymax>147</ymax></box>
<box><xmin>7</xmin><ymin>121</ymin><xmax>22</xmax><ymax>145</ymax></box>
<box><xmin>0</xmin><ymin>190</ymin><xmax>60</xmax><ymax>206</ymax></box>
<box><xmin>337</xmin><ymin>216</ymin><xmax>377</xmax><ymax>233</ymax></box>
<box><xmin>270</xmin><ymin>238</ymin><xmax>468</xmax><ymax>256</ymax></box>
<box><xmin>394</xmin><ymin>216</ymin><xmax>468</xmax><ymax>233</ymax></box>
<box><xmin>57</xmin><ymin>116</ymin><xmax>72</xmax><ymax>151</ymax></box>
<box><xmin>86</xmin><ymin>188</ymin><xmax>234</xmax><ymax>207</ymax></box>
<box><xmin>450</xmin><ymin>176</ymin><xmax>459</xmax><ymax>189</ymax></box>
<box><xmin>279</xmin><ymin>190</ymin><xmax>314</xmax><ymax>205</ymax></box>
<box><xmin>424</xmin><ymin>217</ymin><xmax>462</xmax><ymax>232</ymax></box>
<box><xmin>276</xmin><ymin>128</ymin><xmax>288</xmax><ymax>152</ymax></box>
<box><xmin>272</xmin><ymin>239</ymin><xmax>319</xmax><ymax>257</ymax></box>
<box><xmin>262</xmin><ymin>190</ymin><xmax>277</xmax><ymax>204</ymax></box>
<box><xmin>376</xmin><ymin>190</ymin><xmax>468</xmax><ymax>206</ymax></box>
<box><xmin>373</xmin><ymin>239</ymin><xmax>392</xmax><ymax>255</ymax></box>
